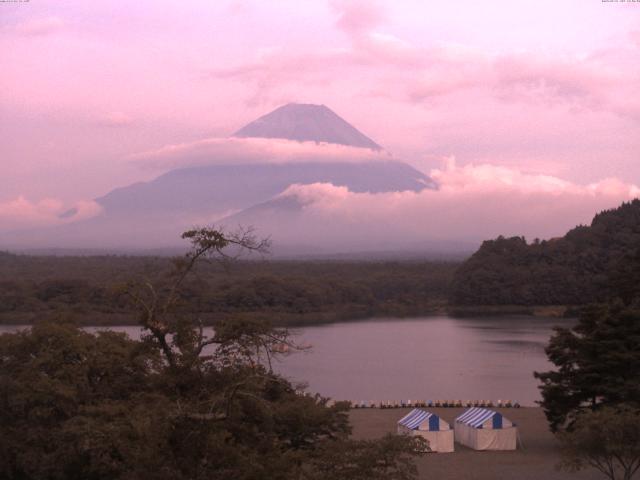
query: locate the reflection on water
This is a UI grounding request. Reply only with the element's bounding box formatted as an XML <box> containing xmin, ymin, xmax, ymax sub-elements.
<box><xmin>275</xmin><ymin>316</ymin><xmax>569</xmax><ymax>406</ymax></box>
<box><xmin>0</xmin><ymin>316</ymin><xmax>572</xmax><ymax>406</ymax></box>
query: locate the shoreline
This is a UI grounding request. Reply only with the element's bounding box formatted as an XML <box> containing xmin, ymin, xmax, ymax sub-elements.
<box><xmin>0</xmin><ymin>304</ymin><xmax>575</xmax><ymax>328</ymax></box>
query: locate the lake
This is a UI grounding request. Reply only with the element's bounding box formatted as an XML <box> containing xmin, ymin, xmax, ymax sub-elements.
<box><xmin>0</xmin><ymin>315</ymin><xmax>569</xmax><ymax>406</ymax></box>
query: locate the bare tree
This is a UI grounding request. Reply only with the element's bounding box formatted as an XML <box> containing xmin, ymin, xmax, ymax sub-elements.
<box><xmin>122</xmin><ymin>226</ymin><xmax>300</xmax><ymax>371</ymax></box>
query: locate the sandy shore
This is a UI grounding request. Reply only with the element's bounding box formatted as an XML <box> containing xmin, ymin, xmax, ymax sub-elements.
<box><xmin>349</xmin><ymin>407</ymin><xmax>601</xmax><ymax>480</ymax></box>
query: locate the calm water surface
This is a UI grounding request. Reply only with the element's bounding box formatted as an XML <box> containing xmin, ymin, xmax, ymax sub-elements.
<box><xmin>0</xmin><ymin>316</ymin><xmax>570</xmax><ymax>406</ymax></box>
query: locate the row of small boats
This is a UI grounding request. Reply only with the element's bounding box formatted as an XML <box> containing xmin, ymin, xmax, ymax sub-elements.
<box><xmin>350</xmin><ymin>399</ymin><xmax>521</xmax><ymax>409</ymax></box>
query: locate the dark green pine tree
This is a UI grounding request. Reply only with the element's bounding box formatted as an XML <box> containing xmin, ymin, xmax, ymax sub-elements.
<box><xmin>535</xmin><ymin>303</ymin><xmax>640</xmax><ymax>432</ymax></box>
<box><xmin>609</xmin><ymin>247</ymin><xmax>640</xmax><ymax>307</ymax></box>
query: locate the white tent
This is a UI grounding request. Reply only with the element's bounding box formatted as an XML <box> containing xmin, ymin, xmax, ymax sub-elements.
<box><xmin>397</xmin><ymin>409</ymin><xmax>454</xmax><ymax>453</ymax></box>
<box><xmin>454</xmin><ymin>407</ymin><xmax>517</xmax><ymax>451</ymax></box>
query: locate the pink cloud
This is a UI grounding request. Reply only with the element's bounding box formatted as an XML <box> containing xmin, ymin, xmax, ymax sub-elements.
<box><xmin>431</xmin><ymin>159</ymin><xmax>574</xmax><ymax>194</ymax></box>
<box><xmin>129</xmin><ymin>136</ymin><xmax>393</xmax><ymax>170</ymax></box>
<box><xmin>228</xmin><ymin>160</ymin><xmax>640</xmax><ymax>248</ymax></box>
<box><xmin>431</xmin><ymin>159</ymin><xmax>640</xmax><ymax>198</ymax></box>
<box><xmin>353</xmin><ymin>32</ymin><xmax>424</xmax><ymax>67</ymax></box>
<box><xmin>14</xmin><ymin>16</ymin><xmax>65</xmax><ymax>37</ymax></box>
<box><xmin>0</xmin><ymin>196</ymin><xmax>102</xmax><ymax>231</ymax></box>
<box><xmin>492</xmin><ymin>54</ymin><xmax>611</xmax><ymax>108</ymax></box>
<box><xmin>330</xmin><ymin>0</ymin><xmax>386</xmax><ymax>37</ymax></box>
<box><xmin>210</xmin><ymin>15</ymin><xmax>637</xmax><ymax>121</ymax></box>
<box><xmin>398</xmin><ymin>46</ymin><xmax>619</xmax><ymax>110</ymax></box>
<box><xmin>96</xmin><ymin>111</ymin><xmax>134</xmax><ymax>127</ymax></box>
<box><xmin>211</xmin><ymin>47</ymin><xmax>353</xmax><ymax>106</ymax></box>
<box><xmin>201</xmin><ymin>0</ymin><xmax>640</xmax><ymax>147</ymax></box>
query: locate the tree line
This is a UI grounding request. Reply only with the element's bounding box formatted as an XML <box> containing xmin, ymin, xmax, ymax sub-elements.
<box><xmin>0</xmin><ymin>253</ymin><xmax>456</xmax><ymax>326</ymax></box>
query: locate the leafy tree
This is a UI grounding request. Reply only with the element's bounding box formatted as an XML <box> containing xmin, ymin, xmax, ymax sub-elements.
<box><xmin>534</xmin><ymin>304</ymin><xmax>640</xmax><ymax>432</ymax></box>
<box><xmin>304</xmin><ymin>434</ymin><xmax>425</xmax><ymax>480</ymax></box>
<box><xmin>558</xmin><ymin>405</ymin><xmax>640</xmax><ymax>480</ymax></box>
<box><xmin>0</xmin><ymin>227</ymin><xmax>423</xmax><ymax>480</ymax></box>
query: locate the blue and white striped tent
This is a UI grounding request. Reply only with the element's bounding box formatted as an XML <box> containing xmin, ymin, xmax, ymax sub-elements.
<box><xmin>454</xmin><ymin>408</ymin><xmax>517</xmax><ymax>450</ymax></box>
<box><xmin>455</xmin><ymin>407</ymin><xmax>511</xmax><ymax>429</ymax></box>
<box><xmin>397</xmin><ymin>409</ymin><xmax>454</xmax><ymax>453</ymax></box>
<box><xmin>398</xmin><ymin>409</ymin><xmax>441</xmax><ymax>431</ymax></box>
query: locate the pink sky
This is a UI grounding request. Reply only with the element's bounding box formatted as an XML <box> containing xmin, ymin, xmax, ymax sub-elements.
<box><xmin>1</xmin><ymin>0</ymin><xmax>640</xmax><ymax>239</ymax></box>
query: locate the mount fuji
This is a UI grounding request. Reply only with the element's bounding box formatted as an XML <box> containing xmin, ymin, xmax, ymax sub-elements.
<box><xmin>2</xmin><ymin>104</ymin><xmax>437</xmax><ymax>253</ymax></box>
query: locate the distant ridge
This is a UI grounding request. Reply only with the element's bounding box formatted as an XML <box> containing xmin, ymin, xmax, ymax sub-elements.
<box><xmin>233</xmin><ymin>103</ymin><xmax>381</xmax><ymax>150</ymax></box>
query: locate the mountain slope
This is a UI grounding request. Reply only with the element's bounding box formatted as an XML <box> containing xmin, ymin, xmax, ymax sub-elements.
<box><xmin>97</xmin><ymin>161</ymin><xmax>433</xmax><ymax>216</ymax></box>
<box><xmin>233</xmin><ymin>103</ymin><xmax>381</xmax><ymax>150</ymax></box>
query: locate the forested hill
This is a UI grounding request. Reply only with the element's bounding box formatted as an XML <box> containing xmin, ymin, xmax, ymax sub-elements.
<box><xmin>451</xmin><ymin>199</ymin><xmax>640</xmax><ymax>306</ymax></box>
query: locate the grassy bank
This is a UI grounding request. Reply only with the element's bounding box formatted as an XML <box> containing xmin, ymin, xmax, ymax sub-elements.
<box><xmin>446</xmin><ymin>304</ymin><xmax>573</xmax><ymax>318</ymax></box>
<box><xmin>1</xmin><ymin>301</ymin><xmax>574</xmax><ymax>328</ymax></box>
